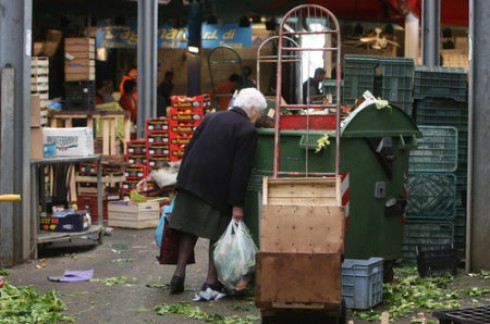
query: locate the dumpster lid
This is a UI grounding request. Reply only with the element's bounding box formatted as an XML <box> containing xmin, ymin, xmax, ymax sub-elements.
<box><xmin>340</xmin><ymin>101</ymin><xmax>421</xmax><ymax>138</ymax></box>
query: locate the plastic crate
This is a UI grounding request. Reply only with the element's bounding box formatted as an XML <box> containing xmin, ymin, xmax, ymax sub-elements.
<box><xmin>433</xmin><ymin>305</ymin><xmax>490</xmax><ymax>324</ymax></box>
<box><xmin>414</xmin><ymin>98</ymin><xmax>468</xmax><ymax>127</ymax></box>
<box><xmin>341</xmin><ymin>257</ymin><xmax>384</xmax><ymax>310</ymax></box>
<box><xmin>409</xmin><ymin>126</ymin><xmax>458</xmax><ymax>172</ymax></box>
<box><xmin>64</xmin><ymin>81</ymin><xmax>95</xmax><ymax>111</ymax></box>
<box><xmin>406</xmin><ymin>173</ymin><xmax>456</xmax><ymax>221</ymax></box>
<box><xmin>414</xmin><ymin>65</ymin><xmax>467</xmax><ymax>102</ymax></box>
<box><xmin>402</xmin><ymin>221</ymin><xmax>454</xmax><ymax>264</ymax></box>
<box><xmin>416</xmin><ymin>244</ymin><xmax>458</xmax><ymax>277</ymax></box>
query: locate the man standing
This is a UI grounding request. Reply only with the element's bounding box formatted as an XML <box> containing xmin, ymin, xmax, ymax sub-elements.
<box><xmin>302</xmin><ymin>67</ymin><xmax>326</xmax><ymax>104</ymax></box>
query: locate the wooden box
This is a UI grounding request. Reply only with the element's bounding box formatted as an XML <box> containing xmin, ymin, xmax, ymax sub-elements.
<box><xmin>255</xmin><ymin>252</ymin><xmax>342</xmax><ymax>313</ymax></box>
<box><xmin>108</xmin><ymin>200</ymin><xmax>160</xmax><ymax>229</ymax></box>
<box><xmin>263</xmin><ymin>177</ymin><xmax>341</xmax><ymax>206</ymax></box>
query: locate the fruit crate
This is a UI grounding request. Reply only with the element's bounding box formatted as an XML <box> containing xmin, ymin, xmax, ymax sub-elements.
<box><xmin>402</xmin><ymin>221</ymin><xmax>454</xmax><ymax>264</ymax></box>
<box><xmin>414</xmin><ymin>65</ymin><xmax>467</xmax><ymax>102</ymax></box>
<box><xmin>341</xmin><ymin>257</ymin><xmax>384</xmax><ymax>310</ymax></box>
<box><xmin>146</xmin><ymin>117</ymin><xmax>169</xmax><ymax>131</ymax></box>
<box><xmin>406</xmin><ymin>173</ymin><xmax>457</xmax><ymax>221</ymax></box>
<box><xmin>409</xmin><ymin>126</ymin><xmax>459</xmax><ymax>173</ymax></box>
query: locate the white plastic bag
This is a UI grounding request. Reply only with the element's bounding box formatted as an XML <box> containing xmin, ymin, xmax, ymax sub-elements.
<box><xmin>213</xmin><ymin>220</ymin><xmax>258</xmax><ymax>292</ymax></box>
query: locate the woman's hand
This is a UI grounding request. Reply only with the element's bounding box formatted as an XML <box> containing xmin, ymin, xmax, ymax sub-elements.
<box><xmin>232</xmin><ymin>206</ymin><xmax>244</xmax><ymax>222</ymax></box>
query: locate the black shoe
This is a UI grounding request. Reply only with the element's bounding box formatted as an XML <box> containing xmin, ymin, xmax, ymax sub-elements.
<box><xmin>201</xmin><ymin>281</ymin><xmax>224</xmax><ymax>293</ymax></box>
<box><xmin>170</xmin><ymin>275</ymin><xmax>185</xmax><ymax>294</ymax></box>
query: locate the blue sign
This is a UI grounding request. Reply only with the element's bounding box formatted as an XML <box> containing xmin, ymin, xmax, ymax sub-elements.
<box><xmin>96</xmin><ymin>20</ymin><xmax>252</xmax><ymax>49</ymax></box>
<box><xmin>201</xmin><ymin>23</ymin><xmax>252</xmax><ymax>49</ymax></box>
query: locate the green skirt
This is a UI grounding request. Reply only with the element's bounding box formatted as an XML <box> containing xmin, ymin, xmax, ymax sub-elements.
<box><xmin>168</xmin><ymin>190</ymin><xmax>230</xmax><ymax>241</ymax></box>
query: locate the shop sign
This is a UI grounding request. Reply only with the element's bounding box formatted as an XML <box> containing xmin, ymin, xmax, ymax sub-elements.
<box><xmin>96</xmin><ymin>21</ymin><xmax>251</xmax><ymax>49</ymax></box>
<box><xmin>202</xmin><ymin>23</ymin><xmax>252</xmax><ymax>49</ymax></box>
<box><xmin>96</xmin><ymin>20</ymin><xmax>187</xmax><ymax>49</ymax></box>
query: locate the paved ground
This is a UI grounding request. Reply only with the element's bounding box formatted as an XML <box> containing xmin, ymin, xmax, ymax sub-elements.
<box><xmin>5</xmin><ymin>227</ymin><xmax>487</xmax><ymax>323</ymax></box>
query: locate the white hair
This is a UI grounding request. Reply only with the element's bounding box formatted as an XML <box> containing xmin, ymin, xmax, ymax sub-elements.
<box><xmin>233</xmin><ymin>88</ymin><xmax>267</xmax><ymax>113</ymax></box>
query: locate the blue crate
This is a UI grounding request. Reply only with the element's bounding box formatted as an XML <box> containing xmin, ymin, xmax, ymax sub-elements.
<box><xmin>342</xmin><ymin>257</ymin><xmax>384</xmax><ymax>310</ymax></box>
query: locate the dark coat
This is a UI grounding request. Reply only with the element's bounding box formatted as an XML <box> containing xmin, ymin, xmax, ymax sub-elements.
<box><xmin>176</xmin><ymin>107</ymin><xmax>258</xmax><ymax>214</ymax></box>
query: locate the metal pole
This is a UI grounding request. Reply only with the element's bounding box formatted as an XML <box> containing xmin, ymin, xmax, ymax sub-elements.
<box><xmin>0</xmin><ymin>0</ymin><xmax>33</xmax><ymax>263</ymax></box>
<box><xmin>0</xmin><ymin>67</ymin><xmax>15</xmax><ymax>266</ymax></box>
<box><xmin>137</xmin><ymin>0</ymin><xmax>158</xmax><ymax>139</ymax></box>
<box><xmin>421</xmin><ymin>0</ymin><xmax>440</xmax><ymax>66</ymax></box>
<box><xmin>468</xmin><ymin>0</ymin><xmax>490</xmax><ymax>271</ymax></box>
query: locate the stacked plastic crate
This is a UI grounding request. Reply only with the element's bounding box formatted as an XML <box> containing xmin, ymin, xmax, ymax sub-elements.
<box><xmin>403</xmin><ymin>126</ymin><xmax>459</xmax><ymax>264</ymax></box>
<box><xmin>64</xmin><ymin>38</ymin><xmax>96</xmax><ymax>111</ymax></box>
<box><xmin>343</xmin><ymin>54</ymin><xmax>415</xmax><ymax>115</ymax></box>
<box><xmin>413</xmin><ymin>66</ymin><xmax>468</xmax><ymax>252</ymax></box>
<box><xmin>123</xmin><ymin>140</ymin><xmax>148</xmax><ymax>196</ymax></box>
<box><xmin>146</xmin><ymin>118</ymin><xmax>170</xmax><ymax>170</ymax></box>
<box><xmin>168</xmin><ymin>95</ymin><xmax>206</xmax><ymax>161</ymax></box>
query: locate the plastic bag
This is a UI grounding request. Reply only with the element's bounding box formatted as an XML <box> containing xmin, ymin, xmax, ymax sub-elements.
<box><xmin>155</xmin><ymin>199</ymin><xmax>175</xmax><ymax>248</ymax></box>
<box><xmin>213</xmin><ymin>220</ymin><xmax>258</xmax><ymax>292</ymax></box>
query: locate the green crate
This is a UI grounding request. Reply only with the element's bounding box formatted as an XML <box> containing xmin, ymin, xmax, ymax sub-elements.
<box><xmin>402</xmin><ymin>221</ymin><xmax>454</xmax><ymax>264</ymax></box>
<box><xmin>414</xmin><ymin>66</ymin><xmax>467</xmax><ymax>102</ymax></box>
<box><xmin>380</xmin><ymin>57</ymin><xmax>415</xmax><ymax>77</ymax></box>
<box><xmin>409</xmin><ymin>126</ymin><xmax>458</xmax><ymax>173</ymax></box>
<box><xmin>406</xmin><ymin>173</ymin><xmax>456</xmax><ymax>221</ymax></box>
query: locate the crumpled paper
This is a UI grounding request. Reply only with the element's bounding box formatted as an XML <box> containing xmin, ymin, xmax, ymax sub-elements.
<box><xmin>193</xmin><ymin>287</ymin><xmax>227</xmax><ymax>301</ymax></box>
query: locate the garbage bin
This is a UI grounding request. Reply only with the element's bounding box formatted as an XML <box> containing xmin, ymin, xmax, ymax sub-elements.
<box><xmin>244</xmin><ymin>102</ymin><xmax>421</xmax><ymax>275</ymax></box>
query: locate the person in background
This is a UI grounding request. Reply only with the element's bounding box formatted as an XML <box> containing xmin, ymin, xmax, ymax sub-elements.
<box><xmin>167</xmin><ymin>87</ymin><xmax>268</xmax><ymax>295</ymax></box>
<box><xmin>119</xmin><ymin>66</ymin><xmax>138</xmax><ymax>95</ymax></box>
<box><xmin>214</xmin><ymin>73</ymin><xmax>241</xmax><ymax>111</ymax></box>
<box><xmin>238</xmin><ymin>65</ymin><xmax>257</xmax><ymax>89</ymax></box>
<box><xmin>118</xmin><ymin>79</ymin><xmax>137</xmax><ymax>123</ymax></box>
<box><xmin>157</xmin><ymin>70</ymin><xmax>175</xmax><ymax>116</ymax></box>
<box><xmin>302</xmin><ymin>67</ymin><xmax>326</xmax><ymax>104</ymax></box>
<box><xmin>95</xmin><ymin>79</ymin><xmax>115</xmax><ymax>105</ymax></box>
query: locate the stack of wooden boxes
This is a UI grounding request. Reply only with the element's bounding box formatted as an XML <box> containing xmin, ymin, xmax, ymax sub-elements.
<box><xmin>31</xmin><ymin>57</ymin><xmax>50</xmax><ymax>109</ymax></box>
<box><xmin>64</xmin><ymin>38</ymin><xmax>95</xmax><ymax>111</ymax></box>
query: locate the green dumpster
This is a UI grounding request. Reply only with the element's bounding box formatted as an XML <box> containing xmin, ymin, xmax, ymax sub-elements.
<box><xmin>244</xmin><ymin>102</ymin><xmax>421</xmax><ymax>274</ymax></box>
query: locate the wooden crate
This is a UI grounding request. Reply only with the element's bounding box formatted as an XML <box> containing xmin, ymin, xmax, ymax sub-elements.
<box><xmin>260</xmin><ymin>205</ymin><xmax>344</xmax><ymax>254</ymax></box>
<box><xmin>263</xmin><ymin>177</ymin><xmax>341</xmax><ymax>206</ymax></box>
<box><xmin>255</xmin><ymin>252</ymin><xmax>342</xmax><ymax>313</ymax></box>
<box><xmin>108</xmin><ymin>200</ymin><xmax>161</xmax><ymax>229</ymax></box>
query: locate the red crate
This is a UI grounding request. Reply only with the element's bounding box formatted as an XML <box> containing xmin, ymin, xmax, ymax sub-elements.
<box><xmin>148</xmin><ymin>155</ymin><xmax>171</xmax><ymax>169</ymax></box>
<box><xmin>126</xmin><ymin>140</ymin><xmax>147</xmax><ymax>155</ymax></box>
<box><xmin>126</xmin><ymin>154</ymin><xmax>147</xmax><ymax>165</ymax></box>
<box><xmin>147</xmin><ymin>131</ymin><xmax>169</xmax><ymax>144</ymax></box>
<box><xmin>123</xmin><ymin>164</ymin><xmax>148</xmax><ymax>179</ymax></box>
<box><xmin>169</xmin><ymin>108</ymin><xmax>204</xmax><ymax>122</ymax></box>
<box><xmin>146</xmin><ymin>117</ymin><xmax>169</xmax><ymax>131</ymax></box>
<box><xmin>169</xmin><ymin>136</ymin><xmax>192</xmax><ymax>145</ymax></box>
<box><xmin>77</xmin><ymin>195</ymin><xmax>109</xmax><ymax>223</ymax></box>
<box><xmin>170</xmin><ymin>94</ymin><xmax>211</xmax><ymax>109</ymax></box>
<box><xmin>147</xmin><ymin>143</ymin><xmax>170</xmax><ymax>156</ymax></box>
<box><xmin>170</xmin><ymin>155</ymin><xmax>183</xmax><ymax>162</ymax></box>
<box><xmin>169</xmin><ymin>123</ymin><xmax>201</xmax><ymax>135</ymax></box>
<box><xmin>79</xmin><ymin>161</ymin><xmax>97</xmax><ymax>174</ymax></box>
<box><xmin>170</xmin><ymin>148</ymin><xmax>185</xmax><ymax>158</ymax></box>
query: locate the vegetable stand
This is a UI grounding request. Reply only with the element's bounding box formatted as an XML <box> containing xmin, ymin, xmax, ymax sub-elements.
<box><xmin>30</xmin><ymin>155</ymin><xmax>104</xmax><ymax>257</ymax></box>
<box><xmin>255</xmin><ymin>4</ymin><xmax>346</xmax><ymax>323</ymax></box>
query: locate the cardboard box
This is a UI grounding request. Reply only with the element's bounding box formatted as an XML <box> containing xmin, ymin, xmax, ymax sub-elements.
<box><xmin>30</xmin><ymin>127</ymin><xmax>44</xmax><ymax>160</ymax></box>
<box><xmin>108</xmin><ymin>200</ymin><xmax>160</xmax><ymax>229</ymax></box>
<box><xmin>39</xmin><ymin>211</ymin><xmax>90</xmax><ymax>232</ymax></box>
<box><xmin>43</xmin><ymin>127</ymin><xmax>94</xmax><ymax>156</ymax></box>
<box><xmin>30</xmin><ymin>94</ymin><xmax>41</xmax><ymax>127</ymax></box>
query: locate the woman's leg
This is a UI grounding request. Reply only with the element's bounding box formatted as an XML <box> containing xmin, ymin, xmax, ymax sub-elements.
<box><xmin>205</xmin><ymin>239</ymin><xmax>219</xmax><ymax>285</ymax></box>
<box><xmin>173</xmin><ymin>232</ymin><xmax>198</xmax><ymax>278</ymax></box>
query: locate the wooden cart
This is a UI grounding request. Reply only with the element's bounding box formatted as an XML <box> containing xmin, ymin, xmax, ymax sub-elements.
<box><xmin>254</xmin><ymin>4</ymin><xmax>346</xmax><ymax>323</ymax></box>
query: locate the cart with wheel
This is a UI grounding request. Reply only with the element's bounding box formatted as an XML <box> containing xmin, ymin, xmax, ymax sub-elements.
<box><xmin>254</xmin><ymin>4</ymin><xmax>346</xmax><ymax>323</ymax></box>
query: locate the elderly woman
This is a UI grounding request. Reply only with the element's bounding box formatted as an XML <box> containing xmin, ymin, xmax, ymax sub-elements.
<box><xmin>168</xmin><ymin>87</ymin><xmax>267</xmax><ymax>294</ymax></box>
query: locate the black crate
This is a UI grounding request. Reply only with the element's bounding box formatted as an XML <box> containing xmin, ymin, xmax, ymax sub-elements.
<box><xmin>64</xmin><ymin>81</ymin><xmax>95</xmax><ymax>111</ymax></box>
<box><xmin>433</xmin><ymin>305</ymin><xmax>490</xmax><ymax>324</ymax></box>
<box><xmin>416</xmin><ymin>244</ymin><xmax>459</xmax><ymax>278</ymax></box>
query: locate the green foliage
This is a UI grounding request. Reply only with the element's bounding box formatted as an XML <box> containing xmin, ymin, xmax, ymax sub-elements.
<box><xmin>0</xmin><ymin>268</ymin><xmax>9</xmax><ymax>276</ymax></box>
<box><xmin>315</xmin><ymin>133</ymin><xmax>330</xmax><ymax>153</ymax></box>
<box><xmin>0</xmin><ymin>281</ymin><xmax>76</xmax><ymax>323</ymax></box>
<box><xmin>153</xmin><ymin>302</ymin><xmax>259</xmax><ymax>323</ymax></box>
<box><xmin>91</xmin><ymin>276</ymin><xmax>129</xmax><ymax>287</ymax></box>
